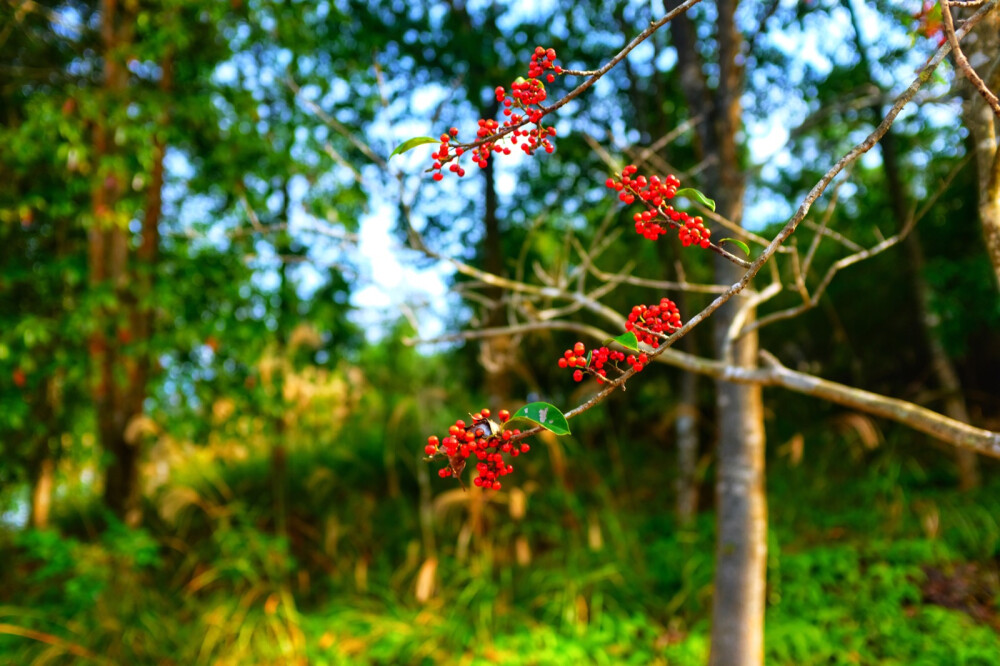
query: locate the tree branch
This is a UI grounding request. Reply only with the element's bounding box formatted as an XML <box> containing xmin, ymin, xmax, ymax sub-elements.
<box><xmin>407</xmin><ymin>321</ymin><xmax>1000</xmax><ymax>458</ymax></box>
<box><xmin>941</xmin><ymin>0</ymin><xmax>1000</xmax><ymax>118</ymax></box>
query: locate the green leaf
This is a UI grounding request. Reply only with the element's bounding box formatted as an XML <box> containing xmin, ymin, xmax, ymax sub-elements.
<box><xmin>503</xmin><ymin>402</ymin><xmax>570</xmax><ymax>436</ymax></box>
<box><xmin>605</xmin><ymin>331</ymin><xmax>640</xmax><ymax>352</ymax></box>
<box><xmin>585</xmin><ymin>349</ymin><xmax>592</xmax><ymax>368</ymax></box>
<box><xmin>675</xmin><ymin>187</ymin><xmax>716</xmax><ymax>212</ymax></box>
<box><xmin>389</xmin><ymin>136</ymin><xmax>438</xmax><ymax>159</ymax></box>
<box><xmin>719</xmin><ymin>238</ymin><xmax>751</xmax><ymax>256</ymax></box>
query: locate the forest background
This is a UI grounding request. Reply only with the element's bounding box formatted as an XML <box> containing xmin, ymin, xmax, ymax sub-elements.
<box><xmin>2</xmin><ymin>0</ymin><xmax>1000</xmax><ymax>664</ymax></box>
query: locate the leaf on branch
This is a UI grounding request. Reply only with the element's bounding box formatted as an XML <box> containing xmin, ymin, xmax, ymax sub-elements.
<box><xmin>389</xmin><ymin>136</ymin><xmax>438</xmax><ymax>159</ymax></box>
<box><xmin>606</xmin><ymin>331</ymin><xmax>640</xmax><ymax>352</ymax></box>
<box><xmin>675</xmin><ymin>187</ymin><xmax>716</xmax><ymax>212</ymax></box>
<box><xmin>504</xmin><ymin>402</ymin><xmax>570</xmax><ymax>436</ymax></box>
<box><xmin>719</xmin><ymin>237</ymin><xmax>751</xmax><ymax>256</ymax></box>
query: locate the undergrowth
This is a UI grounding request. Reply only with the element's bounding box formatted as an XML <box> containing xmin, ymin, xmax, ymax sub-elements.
<box><xmin>1</xmin><ymin>428</ymin><xmax>997</xmax><ymax>665</ymax></box>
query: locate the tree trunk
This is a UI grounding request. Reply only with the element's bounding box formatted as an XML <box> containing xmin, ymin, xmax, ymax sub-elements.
<box><xmin>675</xmin><ymin>354</ymin><xmax>700</xmax><ymax>524</ymax></box>
<box><xmin>670</xmin><ymin>1</ymin><xmax>766</xmax><ymax>661</ymax></box>
<box><xmin>666</xmin><ymin>246</ymin><xmax>700</xmax><ymax>524</ymax></box>
<box><xmin>711</xmin><ymin>282</ymin><xmax>767</xmax><ymax>666</ymax></box>
<box><xmin>93</xmin><ymin>0</ymin><xmax>133</xmax><ymax>522</ymax></box>
<box><xmin>29</xmin><ymin>456</ymin><xmax>55</xmax><ymax>530</ymax></box>
<box><xmin>644</xmin><ymin>10</ymin><xmax>702</xmax><ymax>525</ymax></box>
<box><xmin>906</xmin><ymin>233</ymin><xmax>980</xmax><ymax>489</ymax></box>
<box><xmin>709</xmin><ymin>195</ymin><xmax>764</xmax><ymax>666</ymax></box>
<box><xmin>956</xmin><ymin>6</ymin><xmax>1000</xmax><ymax>289</ymax></box>
<box><xmin>479</xmin><ymin>93</ymin><xmax>513</xmax><ymax>409</ymax></box>
<box><xmin>91</xmin><ymin>0</ymin><xmax>167</xmax><ymax>525</ymax></box>
<box><xmin>273</xmin><ymin>177</ymin><xmax>294</xmax><ymax>539</ymax></box>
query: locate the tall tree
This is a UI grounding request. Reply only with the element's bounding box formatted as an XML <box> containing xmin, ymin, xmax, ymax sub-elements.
<box><xmin>670</xmin><ymin>1</ymin><xmax>767</xmax><ymax>661</ymax></box>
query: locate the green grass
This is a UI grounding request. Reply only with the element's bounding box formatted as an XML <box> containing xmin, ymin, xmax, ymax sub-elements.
<box><xmin>1</xmin><ymin>433</ymin><xmax>997</xmax><ymax>665</ymax></box>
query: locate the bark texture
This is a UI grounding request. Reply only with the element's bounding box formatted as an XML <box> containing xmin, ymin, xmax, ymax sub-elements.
<box><xmin>671</xmin><ymin>1</ymin><xmax>767</xmax><ymax>662</ymax></box>
<box><xmin>29</xmin><ymin>457</ymin><xmax>54</xmax><ymax>530</ymax></box>
<box><xmin>675</xmin><ymin>353</ymin><xmax>700</xmax><ymax>524</ymax></box>
<box><xmin>91</xmin><ymin>0</ymin><xmax>168</xmax><ymax>524</ymax></box>
<box><xmin>958</xmin><ymin>6</ymin><xmax>1000</xmax><ymax>289</ymax></box>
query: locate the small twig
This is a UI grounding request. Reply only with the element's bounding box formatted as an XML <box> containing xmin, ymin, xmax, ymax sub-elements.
<box><xmin>801</xmin><ymin>218</ymin><xmax>864</xmax><ymax>252</ymax></box>
<box><xmin>238</xmin><ymin>193</ymin><xmax>266</xmax><ymax>235</ymax></box>
<box><xmin>323</xmin><ymin>142</ymin><xmax>363</xmax><ymax>183</ymax></box>
<box><xmin>741</xmin><ymin>214</ymin><xmax>918</xmax><ymax>336</ymax></box>
<box><xmin>912</xmin><ymin>152</ymin><xmax>975</xmax><ymax>224</ymax></box>
<box><xmin>534</xmin><ymin>280</ymin><xmax>622</xmax><ymax>321</ymax></box>
<box><xmin>744</xmin><ymin>0</ymin><xmax>781</xmax><ymax>61</ymax></box>
<box><xmin>617</xmin><ymin>134</ymin><xmax>691</xmax><ymax>181</ymax></box>
<box><xmin>581</xmin><ymin>254</ymin><xmax>730</xmax><ymax>294</ymax></box>
<box><xmin>941</xmin><ymin>0</ymin><xmax>1000</xmax><ymax>118</ymax></box>
<box><xmin>287</xmin><ymin>76</ymin><xmax>389</xmax><ymax>168</ymax></box>
<box><xmin>802</xmin><ymin>176</ymin><xmax>848</xmax><ymax>277</ymax></box>
<box><xmin>631</xmin><ymin>115</ymin><xmax>706</xmax><ymax>167</ymax></box>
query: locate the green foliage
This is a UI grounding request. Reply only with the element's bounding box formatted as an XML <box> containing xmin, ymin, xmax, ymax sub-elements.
<box><xmin>718</xmin><ymin>237</ymin><xmax>751</xmax><ymax>256</ymax></box>
<box><xmin>506</xmin><ymin>402</ymin><xmax>571</xmax><ymax>436</ymax></box>
<box><xmin>674</xmin><ymin>188</ymin><xmax>716</xmax><ymax>213</ymax></box>
<box><xmin>608</xmin><ymin>331</ymin><xmax>641</xmax><ymax>352</ymax></box>
<box><xmin>390</xmin><ymin>137</ymin><xmax>440</xmax><ymax>159</ymax></box>
<box><xmin>3</xmin><ymin>414</ymin><xmax>999</xmax><ymax>664</ymax></box>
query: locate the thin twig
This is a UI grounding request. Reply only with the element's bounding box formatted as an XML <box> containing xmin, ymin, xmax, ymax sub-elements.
<box><xmin>286</xmin><ymin>76</ymin><xmax>389</xmax><ymax>168</ymax></box>
<box><xmin>941</xmin><ymin>0</ymin><xmax>1000</xmax><ymax>118</ymax></box>
<box><xmin>580</xmin><ymin>255</ymin><xmax>730</xmax><ymax>294</ymax></box>
<box><xmin>802</xmin><ymin>217</ymin><xmax>864</xmax><ymax>252</ymax></box>
<box><xmin>429</xmin><ymin>0</ymin><xmax>705</xmax><ymax>162</ymax></box>
<box><xmin>238</xmin><ymin>193</ymin><xmax>266</xmax><ymax>235</ymax></box>
<box><xmin>741</xmin><ymin>213</ymin><xmax>917</xmax><ymax>336</ymax></box>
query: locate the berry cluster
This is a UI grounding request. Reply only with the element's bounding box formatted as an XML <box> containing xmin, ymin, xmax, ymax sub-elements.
<box><xmin>424</xmin><ymin>408</ymin><xmax>528</xmax><ymax>490</ymax></box>
<box><xmin>508</xmin><ymin>78</ymin><xmax>548</xmax><ymax>109</ymax></box>
<box><xmin>557</xmin><ymin>341</ymin><xmax>648</xmax><ymax>384</ymax></box>
<box><xmin>430</xmin><ymin>47</ymin><xmax>564</xmax><ymax>181</ymax></box>
<box><xmin>677</xmin><ymin>215</ymin><xmax>711</xmax><ymax>247</ymax></box>
<box><xmin>528</xmin><ymin>46</ymin><xmax>562</xmax><ymax>81</ymax></box>
<box><xmin>605</xmin><ymin>165</ymin><xmax>713</xmax><ymax>248</ymax></box>
<box><xmin>625</xmin><ymin>298</ymin><xmax>683</xmax><ymax>347</ymax></box>
<box><xmin>606</xmin><ymin>165</ymin><xmax>679</xmax><ymax>206</ymax></box>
